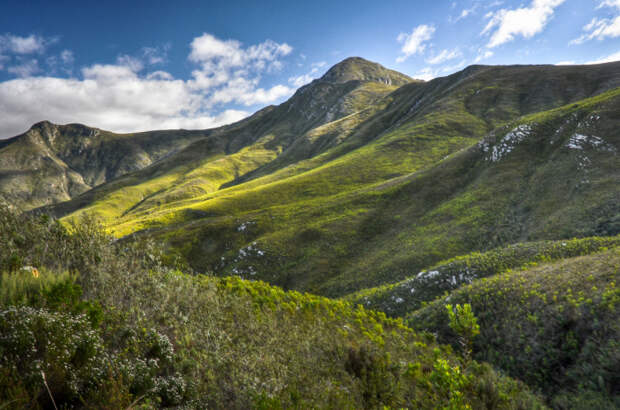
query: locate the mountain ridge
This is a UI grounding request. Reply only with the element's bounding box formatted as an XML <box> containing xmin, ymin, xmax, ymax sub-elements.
<box><xmin>27</xmin><ymin>59</ymin><xmax>620</xmax><ymax>301</ymax></box>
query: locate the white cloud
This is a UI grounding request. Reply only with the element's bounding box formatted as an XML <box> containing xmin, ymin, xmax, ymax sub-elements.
<box><xmin>585</xmin><ymin>50</ymin><xmax>620</xmax><ymax>64</ymax></box>
<box><xmin>289</xmin><ymin>73</ymin><xmax>314</xmax><ymax>87</ymax></box>
<box><xmin>426</xmin><ymin>49</ymin><xmax>462</xmax><ymax>65</ymax></box>
<box><xmin>482</xmin><ymin>0</ymin><xmax>566</xmax><ymax>48</ymax></box>
<box><xmin>441</xmin><ymin>60</ymin><xmax>468</xmax><ymax>73</ymax></box>
<box><xmin>141</xmin><ymin>45</ymin><xmax>168</xmax><ymax>65</ymax></box>
<box><xmin>452</xmin><ymin>3</ymin><xmax>480</xmax><ymax>23</ymax></box>
<box><xmin>396</xmin><ymin>24</ymin><xmax>435</xmax><ymax>62</ymax></box>
<box><xmin>412</xmin><ymin>67</ymin><xmax>437</xmax><ymax>81</ymax></box>
<box><xmin>288</xmin><ymin>61</ymin><xmax>327</xmax><ymax>87</ymax></box>
<box><xmin>570</xmin><ymin>1</ymin><xmax>620</xmax><ymax>44</ymax></box>
<box><xmin>474</xmin><ymin>49</ymin><xmax>494</xmax><ymax>62</ymax></box>
<box><xmin>60</xmin><ymin>50</ymin><xmax>74</xmax><ymax>65</ymax></box>
<box><xmin>571</xmin><ymin>16</ymin><xmax>620</xmax><ymax>44</ymax></box>
<box><xmin>186</xmin><ymin>33</ymin><xmax>294</xmax><ymax>106</ymax></box>
<box><xmin>0</xmin><ymin>33</ymin><xmax>296</xmax><ymax>138</ymax></box>
<box><xmin>0</xmin><ymin>34</ymin><xmax>55</xmax><ymax>54</ymax></box>
<box><xmin>598</xmin><ymin>0</ymin><xmax>620</xmax><ymax>9</ymax></box>
<box><xmin>555</xmin><ymin>60</ymin><xmax>576</xmax><ymax>65</ymax></box>
<box><xmin>0</xmin><ymin>69</ymin><xmax>250</xmax><ymax>137</ymax></box>
<box><xmin>414</xmin><ymin>59</ymin><xmax>469</xmax><ymax>81</ymax></box>
<box><xmin>116</xmin><ymin>54</ymin><xmax>144</xmax><ymax>72</ymax></box>
<box><xmin>188</xmin><ymin>33</ymin><xmax>292</xmax><ymax>72</ymax></box>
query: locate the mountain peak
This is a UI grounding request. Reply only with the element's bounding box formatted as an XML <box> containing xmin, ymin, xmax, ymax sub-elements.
<box><xmin>320</xmin><ymin>57</ymin><xmax>413</xmax><ymax>86</ymax></box>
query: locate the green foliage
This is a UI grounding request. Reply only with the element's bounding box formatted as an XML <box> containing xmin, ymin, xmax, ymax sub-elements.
<box><xmin>446</xmin><ymin>303</ymin><xmax>480</xmax><ymax>359</ymax></box>
<box><xmin>429</xmin><ymin>358</ymin><xmax>471</xmax><ymax>410</ymax></box>
<box><xmin>0</xmin><ymin>205</ymin><xmax>543</xmax><ymax>408</ymax></box>
<box><xmin>0</xmin><ymin>307</ymin><xmax>109</xmax><ymax>408</ymax></box>
<box><xmin>409</xmin><ymin>247</ymin><xmax>620</xmax><ymax>406</ymax></box>
<box><xmin>38</xmin><ymin>63</ymin><xmax>620</xmax><ymax>301</ymax></box>
<box><xmin>348</xmin><ymin>235</ymin><xmax>620</xmax><ymax>317</ymax></box>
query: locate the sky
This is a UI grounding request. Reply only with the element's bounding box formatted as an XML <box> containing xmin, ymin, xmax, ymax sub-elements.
<box><xmin>0</xmin><ymin>0</ymin><xmax>619</xmax><ymax>139</ymax></box>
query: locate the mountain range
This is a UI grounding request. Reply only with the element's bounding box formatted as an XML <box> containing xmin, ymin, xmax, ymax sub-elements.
<box><xmin>1</xmin><ymin>57</ymin><xmax>619</xmax><ymax>408</ymax></box>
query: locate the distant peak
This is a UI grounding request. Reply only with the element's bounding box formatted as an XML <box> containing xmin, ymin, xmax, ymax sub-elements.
<box><xmin>320</xmin><ymin>57</ymin><xmax>413</xmax><ymax>86</ymax></box>
<box><xmin>26</xmin><ymin>120</ymin><xmax>100</xmax><ymax>141</ymax></box>
<box><xmin>30</xmin><ymin>120</ymin><xmax>55</xmax><ymax>129</ymax></box>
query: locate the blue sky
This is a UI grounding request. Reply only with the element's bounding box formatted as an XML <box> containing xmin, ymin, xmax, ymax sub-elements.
<box><xmin>0</xmin><ymin>0</ymin><xmax>619</xmax><ymax>138</ymax></box>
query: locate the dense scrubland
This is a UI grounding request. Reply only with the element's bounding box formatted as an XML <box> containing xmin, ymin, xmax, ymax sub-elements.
<box><xmin>0</xmin><ymin>206</ymin><xmax>544</xmax><ymax>408</ymax></box>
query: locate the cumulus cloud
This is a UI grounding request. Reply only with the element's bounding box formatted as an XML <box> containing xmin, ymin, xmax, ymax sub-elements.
<box><xmin>396</xmin><ymin>24</ymin><xmax>435</xmax><ymax>62</ymax></box>
<box><xmin>186</xmin><ymin>33</ymin><xmax>295</xmax><ymax>106</ymax></box>
<box><xmin>482</xmin><ymin>0</ymin><xmax>566</xmax><ymax>48</ymax></box>
<box><xmin>0</xmin><ymin>33</ymin><xmax>296</xmax><ymax>138</ymax></box>
<box><xmin>0</xmin><ymin>34</ymin><xmax>55</xmax><ymax>54</ymax></box>
<box><xmin>188</xmin><ymin>33</ymin><xmax>292</xmax><ymax>72</ymax></box>
<box><xmin>570</xmin><ymin>0</ymin><xmax>620</xmax><ymax>45</ymax></box>
<box><xmin>0</xmin><ymin>68</ymin><xmax>251</xmax><ymax>137</ymax></box>
<box><xmin>426</xmin><ymin>49</ymin><xmax>462</xmax><ymax>65</ymax></box>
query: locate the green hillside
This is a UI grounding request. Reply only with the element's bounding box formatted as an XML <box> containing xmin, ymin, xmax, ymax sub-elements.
<box><xmin>40</xmin><ymin>61</ymin><xmax>619</xmax><ymax>298</ymax></box>
<box><xmin>346</xmin><ymin>235</ymin><xmax>620</xmax><ymax>317</ymax></box>
<box><xmin>0</xmin><ymin>206</ymin><xmax>542</xmax><ymax>408</ymax></box>
<box><xmin>408</xmin><ymin>247</ymin><xmax>620</xmax><ymax>408</ymax></box>
<box><xmin>1</xmin><ymin>57</ymin><xmax>620</xmax><ymax>409</ymax></box>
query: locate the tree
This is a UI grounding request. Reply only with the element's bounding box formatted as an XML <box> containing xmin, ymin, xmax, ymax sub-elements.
<box><xmin>445</xmin><ymin>303</ymin><xmax>480</xmax><ymax>360</ymax></box>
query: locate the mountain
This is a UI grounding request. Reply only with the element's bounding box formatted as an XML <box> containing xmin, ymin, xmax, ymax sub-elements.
<box><xmin>33</xmin><ymin>59</ymin><xmax>620</xmax><ymax>298</ymax></box>
<box><xmin>0</xmin><ymin>121</ymin><xmax>207</xmax><ymax>209</ymax></box>
<box><xmin>2</xmin><ymin>56</ymin><xmax>620</xmax><ymax>408</ymax></box>
<box><xmin>0</xmin><ymin>57</ymin><xmax>407</xmax><ymax>215</ymax></box>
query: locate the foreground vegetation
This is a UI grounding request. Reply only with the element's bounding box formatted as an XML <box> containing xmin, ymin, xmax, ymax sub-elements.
<box><xmin>0</xmin><ymin>206</ymin><xmax>542</xmax><ymax>408</ymax></box>
<box><xmin>409</xmin><ymin>247</ymin><xmax>620</xmax><ymax>409</ymax></box>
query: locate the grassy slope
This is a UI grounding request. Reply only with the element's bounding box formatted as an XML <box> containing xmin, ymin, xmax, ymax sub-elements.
<box><xmin>0</xmin><ymin>206</ymin><xmax>542</xmax><ymax>409</ymax></box>
<box><xmin>346</xmin><ymin>235</ymin><xmax>620</xmax><ymax>317</ymax></box>
<box><xmin>44</xmin><ymin>62</ymin><xmax>620</xmax><ymax>297</ymax></box>
<box><xmin>408</xmin><ymin>247</ymin><xmax>620</xmax><ymax>408</ymax></box>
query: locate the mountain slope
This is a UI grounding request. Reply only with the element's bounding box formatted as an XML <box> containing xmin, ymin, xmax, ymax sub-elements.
<box><xmin>39</xmin><ymin>57</ymin><xmax>411</xmax><ymax>220</ymax></box>
<box><xmin>408</xmin><ymin>246</ymin><xmax>620</xmax><ymax>408</ymax></box>
<box><xmin>41</xmin><ymin>61</ymin><xmax>620</xmax><ymax>297</ymax></box>
<box><xmin>0</xmin><ymin>205</ymin><xmax>542</xmax><ymax>408</ymax></box>
<box><xmin>346</xmin><ymin>235</ymin><xmax>620</xmax><ymax>317</ymax></box>
<box><xmin>1</xmin><ymin>57</ymin><xmax>412</xmax><ymax>212</ymax></box>
<box><xmin>0</xmin><ymin>121</ymin><xmax>208</xmax><ymax>210</ymax></box>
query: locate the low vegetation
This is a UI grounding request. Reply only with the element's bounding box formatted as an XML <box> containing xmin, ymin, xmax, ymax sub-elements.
<box><xmin>347</xmin><ymin>235</ymin><xmax>620</xmax><ymax>317</ymax></box>
<box><xmin>408</xmin><ymin>247</ymin><xmax>620</xmax><ymax>408</ymax></box>
<box><xmin>0</xmin><ymin>206</ymin><xmax>543</xmax><ymax>408</ymax></box>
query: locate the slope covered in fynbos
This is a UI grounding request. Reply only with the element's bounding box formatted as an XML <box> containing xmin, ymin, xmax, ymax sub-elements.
<box><xmin>0</xmin><ymin>206</ymin><xmax>542</xmax><ymax>408</ymax></box>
